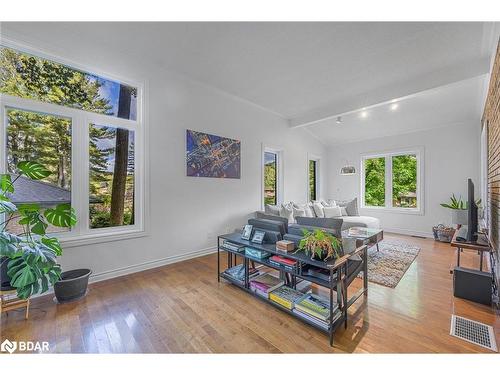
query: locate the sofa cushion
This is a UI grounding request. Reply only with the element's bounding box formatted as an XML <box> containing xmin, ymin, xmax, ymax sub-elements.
<box><xmin>312</xmin><ymin>202</ymin><xmax>325</xmax><ymax>217</ymax></box>
<box><xmin>288</xmin><ymin>223</ymin><xmax>340</xmax><ymax>238</ymax></box>
<box><xmin>323</xmin><ymin>206</ymin><xmax>342</xmax><ymax>218</ymax></box>
<box><xmin>294</xmin><ymin>217</ymin><xmax>343</xmax><ymax>237</ymax></box>
<box><xmin>279</xmin><ymin>202</ymin><xmax>295</xmax><ymax>223</ymax></box>
<box><xmin>254</xmin><ymin>211</ymin><xmax>289</xmax><ymax>231</ymax></box>
<box><xmin>341</xmin><ymin>215</ymin><xmax>380</xmax><ymax>229</ymax></box>
<box><xmin>293</xmin><ymin>202</ymin><xmax>315</xmax><ymax>217</ymax></box>
<box><xmin>335</xmin><ymin>198</ymin><xmax>359</xmax><ymax>216</ymax></box>
<box><xmin>265</xmin><ymin>204</ymin><xmax>280</xmax><ymax>216</ymax></box>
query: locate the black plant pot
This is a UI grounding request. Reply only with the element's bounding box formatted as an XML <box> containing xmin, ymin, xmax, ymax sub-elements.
<box><xmin>0</xmin><ymin>256</ymin><xmax>13</xmax><ymax>291</ymax></box>
<box><xmin>54</xmin><ymin>269</ymin><xmax>91</xmax><ymax>303</ymax></box>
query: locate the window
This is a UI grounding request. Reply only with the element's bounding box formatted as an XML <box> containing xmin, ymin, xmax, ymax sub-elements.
<box><xmin>0</xmin><ymin>44</ymin><xmax>144</xmax><ymax>244</ymax></box>
<box><xmin>264</xmin><ymin>151</ymin><xmax>278</xmax><ymax>205</ymax></box>
<box><xmin>308</xmin><ymin>158</ymin><xmax>319</xmax><ymax>201</ymax></box>
<box><xmin>5</xmin><ymin>108</ymin><xmax>72</xmax><ymax>234</ymax></box>
<box><xmin>89</xmin><ymin>124</ymin><xmax>135</xmax><ymax>229</ymax></box>
<box><xmin>361</xmin><ymin>149</ymin><xmax>423</xmax><ymax>213</ymax></box>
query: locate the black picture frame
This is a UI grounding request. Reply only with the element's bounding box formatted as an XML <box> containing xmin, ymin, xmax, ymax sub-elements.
<box><xmin>241</xmin><ymin>224</ymin><xmax>253</xmax><ymax>240</ymax></box>
<box><xmin>251</xmin><ymin>230</ymin><xmax>266</xmax><ymax>244</ymax></box>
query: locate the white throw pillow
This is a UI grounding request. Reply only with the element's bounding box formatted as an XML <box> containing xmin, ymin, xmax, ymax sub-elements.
<box><xmin>265</xmin><ymin>204</ymin><xmax>280</xmax><ymax>216</ymax></box>
<box><xmin>312</xmin><ymin>202</ymin><xmax>325</xmax><ymax>218</ymax></box>
<box><xmin>340</xmin><ymin>207</ymin><xmax>348</xmax><ymax>216</ymax></box>
<box><xmin>323</xmin><ymin>206</ymin><xmax>342</xmax><ymax>218</ymax></box>
<box><xmin>321</xmin><ymin>199</ymin><xmax>336</xmax><ymax>208</ymax></box>
<box><xmin>292</xmin><ymin>206</ymin><xmax>306</xmax><ymax>219</ymax></box>
<box><xmin>279</xmin><ymin>203</ymin><xmax>295</xmax><ymax>223</ymax></box>
<box><xmin>293</xmin><ymin>203</ymin><xmax>315</xmax><ymax>217</ymax></box>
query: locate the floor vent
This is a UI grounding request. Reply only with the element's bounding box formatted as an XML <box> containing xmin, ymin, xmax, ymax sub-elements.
<box><xmin>450</xmin><ymin>315</ymin><xmax>497</xmax><ymax>352</ymax></box>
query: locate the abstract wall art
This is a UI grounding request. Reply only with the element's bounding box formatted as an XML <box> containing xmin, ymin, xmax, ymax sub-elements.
<box><xmin>186</xmin><ymin>129</ymin><xmax>241</xmax><ymax>178</ymax></box>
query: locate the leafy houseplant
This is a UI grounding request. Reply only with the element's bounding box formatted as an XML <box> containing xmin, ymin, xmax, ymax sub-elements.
<box><xmin>440</xmin><ymin>194</ymin><xmax>482</xmax><ymax>227</ymax></box>
<box><xmin>0</xmin><ymin>161</ymin><xmax>77</xmax><ymax>300</ymax></box>
<box><xmin>297</xmin><ymin>229</ymin><xmax>342</xmax><ymax>262</ymax></box>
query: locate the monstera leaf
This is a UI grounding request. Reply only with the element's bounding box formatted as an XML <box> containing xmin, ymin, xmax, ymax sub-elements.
<box><xmin>44</xmin><ymin>203</ymin><xmax>77</xmax><ymax>227</ymax></box>
<box><xmin>17</xmin><ymin>161</ymin><xmax>51</xmax><ymax>180</ymax></box>
<box><xmin>41</xmin><ymin>237</ymin><xmax>63</xmax><ymax>256</ymax></box>
<box><xmin>18</xmin><ymin>204</ymin><xmax>48</xmax><ymax>236</ymax></box>
<box><xmin>0</xmin><ymin>199</ymin><xmax>16</xmax><ymax>214</ymax></box>
<box><xmin>0</xmin><ymin>232</ymin><xmax>22</xmax><ymax>256</ymax></box>
<box><xmin>0</xmin><ymin>174</ymin><xmax>14</xmax><ymax>193</ymax></box>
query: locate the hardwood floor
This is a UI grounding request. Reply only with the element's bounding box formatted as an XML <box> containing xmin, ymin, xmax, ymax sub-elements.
<box><xmin>1</xmin><ymin>233</ymin><xmax>499</xmax><ymax>353</ymax></box>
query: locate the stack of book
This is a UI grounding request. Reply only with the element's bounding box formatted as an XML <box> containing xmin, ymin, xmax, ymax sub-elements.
<box><xmin>221</xmin><ymin>240</ymin><xmax>245</xmax><ymax>252</ymax></box>
<box><xmin>276</xmin><ymin>240</ymin><xmax>295</xmax><ymax>253</ymax></box>
<box><xmin>222</xmin><ymin>264</ymin><xmax>259</xmax><ymax>285</ymax></box>
<box><xmin>293</xmin><ymin>293</ymin><xmax>341</xmax><ymax>330</ymax></box>
<box><xmin>245</xmin><ymin>247</ymin><xmax>271</xmax><ymax>260</ymax></box>
<box><xmin>249</xmin><ymin>273</ymin><xmax>284</xmax><ymax>298</ymax></box>
<box><xmin>269</xmin><ymin>255</ymin><xmax>297</xmax><ymax>272</ymax></box>
<box><xmin>269</xmin><ymin>286</ymin><xmax>304</xmax><ymax>310</ymax></box>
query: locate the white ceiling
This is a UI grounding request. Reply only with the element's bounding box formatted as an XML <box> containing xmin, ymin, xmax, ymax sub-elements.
<box><xmin>1</xmin><ymin>22</ymin><xmax>498</xmax><ymax>143</ymax></box>
<box><xmin>306</xmin><ymin>75</ymin><xmax>486</xmax><ymax>145</ymax></box>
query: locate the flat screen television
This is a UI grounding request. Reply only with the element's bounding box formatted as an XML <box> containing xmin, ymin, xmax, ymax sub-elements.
<box><xmin>467</xmin><ymin>178</ymin><xmax>478</xmax><ymax>242</ymax></box>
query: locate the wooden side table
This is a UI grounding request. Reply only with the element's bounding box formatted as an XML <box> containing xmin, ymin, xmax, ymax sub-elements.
<box><xmin>0</xmin><ymin>289</ymin><xmax>30</xmax><ymax>319</ymax></box>
<box><xmin>450</xmin><ymin>231</ymin><xmax>492</xmax><ymax>271</ymax></box>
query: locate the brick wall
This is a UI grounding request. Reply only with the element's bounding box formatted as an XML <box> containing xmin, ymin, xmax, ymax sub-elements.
<box><xmin>485</xmin><ymin>39</ymin><xmax>500</xmax><ymax>288</ymax></box>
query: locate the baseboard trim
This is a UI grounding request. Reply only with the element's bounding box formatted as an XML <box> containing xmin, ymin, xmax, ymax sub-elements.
<box><xmin>383</xmin><ymin>227</ymin><xmax>434</xmax><ymax>239</ymax></box>
<box><xmin>89</xmin><ymin>246</ymin><xmax>218</xmax><ymax>284</ymax></box>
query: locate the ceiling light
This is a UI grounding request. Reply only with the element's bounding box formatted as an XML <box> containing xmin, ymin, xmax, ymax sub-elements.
<box><xmin>360</xmin><ymin>111</ymin><xmax>368</xmax><ymax>118</ymax></box>
<box><xmin>390</xmin><ymin>103</ymin><xmax>399</xmax><ymax>111</ymax></box>
<box><xmin>336</xmin><ymin>116</ymin><xmax>342</xmax><ymax>124</ymax></box>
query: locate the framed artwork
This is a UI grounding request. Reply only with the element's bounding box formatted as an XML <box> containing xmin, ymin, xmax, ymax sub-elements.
<box><xmin>251</xmin><ymin>230</ymin><xmax>266</xmax><ymax>244</ymax></box>
<box><xmin>241</xmin><ymin>224</ymin><xmax>253</xmax><ymax>240</ymax></box>
<box><xmin>186</xmin><ymin>129</ymin><xmax>241</xmax><ymax>178</ymax></box>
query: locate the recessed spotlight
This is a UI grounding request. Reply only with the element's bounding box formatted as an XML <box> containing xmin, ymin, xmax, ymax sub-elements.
<box><xmin>390</xmin><ymin>103</ymin><xmax>399</xmax><ymax>111</ymax></box>
<box><xmin>336</xmin><ymin>116</ymin><xmax>342</xmax><ymax>124</ymax></box>
<box><xmin>360</xmin><ymin>111</ymin><xmax>368</xmax><ymax>118</ymax></box>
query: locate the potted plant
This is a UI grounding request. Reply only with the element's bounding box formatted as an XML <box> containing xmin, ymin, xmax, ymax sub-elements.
<box><xmin>440</xmin><ymin>194</ymin><xmax>482</xmax><ymax>227</ymax></box>
<box><xmin>297</xmin><ymin>229</ymin><xmax>343</xmax><ymax>261</ymax></box>
<box><xmin>0</xmin><ymin>161</ymin><xmax>90</xmax><ymax>303</ymax></box>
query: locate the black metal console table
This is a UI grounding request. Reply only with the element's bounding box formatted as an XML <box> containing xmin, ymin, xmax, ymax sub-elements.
<box><xmin>217</xmin><ymin>232</ymin><xmax>368</xmax><ymax>346</ymax></box>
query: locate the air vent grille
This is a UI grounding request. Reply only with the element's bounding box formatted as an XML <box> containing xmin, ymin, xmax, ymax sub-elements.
<box><xmin>450</xmin><ymin>315</ymin><xmax>497</xmax><ymax>352</ymax></box>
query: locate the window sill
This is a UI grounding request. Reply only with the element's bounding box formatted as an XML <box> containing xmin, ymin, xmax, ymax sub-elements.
<box><xmin>60</xmin><ymin>228</ymin><xmax>148</xmax><ymax>248</ymax></box>
<box><xmin>361</xmin><ymin>206</ymin><xmax>424</xmax><ymax>216</ymax></box>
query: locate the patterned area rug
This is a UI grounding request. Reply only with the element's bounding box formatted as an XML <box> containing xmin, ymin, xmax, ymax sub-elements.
<box><xmin>357</xmin><ymin>240</ymin><xmax>420</xmax><ymax>288</ymax></box>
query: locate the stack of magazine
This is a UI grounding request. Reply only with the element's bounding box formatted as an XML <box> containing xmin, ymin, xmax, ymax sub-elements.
<box><xmin>249</xmin><ymin>273</ymin><xmax>284</xmax><ymax>298</ymax></box>
<box><xmin>222</xmin><ymin>264</ymin><xmax>259</xmax><ymax>285</ymax></box>
<box><xmin>269</xmin><ymin>286</ymin><xmax>304</xmax><ymax>310</ymax></box>
<box><xmin>293</xmin><ymin>293</ymin><xmax>341</xmax><ymax>330</ymax></box>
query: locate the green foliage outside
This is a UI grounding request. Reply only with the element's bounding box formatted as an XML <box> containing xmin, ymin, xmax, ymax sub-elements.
<box><xmin>309</xmin><ymin>160</ymin><xmax>316</xmax><ymax>201</ymax></box>
<box><xmin>264</xmin><ymin>153</ymin><xmax>277</xmax><ymax>205</ymax></box>
<box><xmin>0</xmin><ymin>47</ymin><xmax>134</xmax><ymax>229</ymax></box>
<box><xmin>392</xmin><ymin>155</ymin><xmax>417</xmax><ymax>208</ymax></box>
<box><xmin>364</xmin><ymin>155</ymin><xmax>418</xmax><ymax>208</ymax></box>
<box><xmin>364</xmin><ymin>157</ymin><xmax>385</xmax><ymax>206</ymax></box>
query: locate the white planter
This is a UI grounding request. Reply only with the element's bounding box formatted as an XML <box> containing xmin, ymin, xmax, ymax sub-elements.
<box><xmin>450</xmin><ymin>209</ymin><xmax>468</xmax><ymax>226</ymax></box>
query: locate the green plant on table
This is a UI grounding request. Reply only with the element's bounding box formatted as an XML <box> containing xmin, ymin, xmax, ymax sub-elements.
<box><xmin>0</xmin><ymin>161</ymin><xmax>77</xmax><ymax>299</ymax></box>
<box><xmin>297</xmin><ymin>229</ymin><xmax>342</xmax><ymax>261</ymax></box>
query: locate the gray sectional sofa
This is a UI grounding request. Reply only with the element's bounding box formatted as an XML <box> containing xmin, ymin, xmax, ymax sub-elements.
<box><xmin>256</xmin><ymin>198</ymin><xmax>380</xmax><ymax>232</ymax></box>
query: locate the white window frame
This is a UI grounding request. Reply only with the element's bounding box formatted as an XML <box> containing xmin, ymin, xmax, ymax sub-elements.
<box><xmin>0</xmin><ymin>40</ymin><xmax>147</xmax><ymax>247</ymax></box>
<box><xmin>360</xmin><ymin>147</ymin><xmax>424</xmax><ymax>215</ymax></box>
<box><xmin>261</xmin><ymin>144</ymin><xmax>284</xmax><ymax>209</ymax></box>
<box><xmin>307</xmin><ymin>153</ymin><xmax>321</xmax><ymax>202</ymax></box>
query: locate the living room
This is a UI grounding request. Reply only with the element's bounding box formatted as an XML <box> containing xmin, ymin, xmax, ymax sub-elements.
<box><xmin>1</xmin><ymin>2</ymin><xmax>500</xmax><ymax>372</ymax></box>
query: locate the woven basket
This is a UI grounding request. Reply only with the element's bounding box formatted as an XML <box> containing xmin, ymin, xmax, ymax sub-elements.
<box><xmin>433</xmin><ymin>226</ymin><xmax>456</xmax><ymax>243</ymax></box>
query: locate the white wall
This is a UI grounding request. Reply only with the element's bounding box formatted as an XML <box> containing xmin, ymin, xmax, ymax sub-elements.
<box><xmin>1</xmin><ymin>26</ymin><xmax>327</xmax><ymax>281</ymax></box>
<box><xmin>326</xmin><ymin>123</ymin><xmax>480</xmax><ymax>237</ymax></box>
